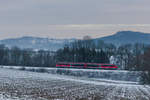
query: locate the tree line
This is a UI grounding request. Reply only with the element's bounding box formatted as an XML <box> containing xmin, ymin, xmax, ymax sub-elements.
<box><xmin>0</xmin><ymin>44</ymin><xmax>56</xmax><ymax>67</ymax></box>
<box><xmin>0</xmin><ymin>39</ymin><xmax>149</xmax><ymax>70</ymax></box>
<box><xmin>0</xmin><ymin>38</ymin><xmax>150</xmax><ymax>84</ymax></box>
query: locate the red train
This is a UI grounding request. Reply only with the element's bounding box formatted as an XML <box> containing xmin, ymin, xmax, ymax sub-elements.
<box><xmin>56</xmin><ymin>62</ymin><xmax>118</xmax><ymax>70</ymax></box>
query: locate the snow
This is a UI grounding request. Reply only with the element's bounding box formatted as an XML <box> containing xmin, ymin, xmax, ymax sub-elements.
<box><xmin>48</xmin><ymin>39</ymin><xmax>74</xmax><ymax>44</ymax></box>
<box><xmin>0</xmin><ymin>66</ymin><xmax>149</xmax><ymax>100</ymax></box>
<box><xmin>32</xmin><ymin>39</ymin><xmax>36</xmax><ymax>44</ymax></box>
<box><xmin>0</xmin><ymin>66</ymin><xmax>141</xmax><ymax>82</ymax></box>
<box><xmin>0</xmin><ymin>92</ymin><xmax>24</xmax><ymax>100</ymax></box>
<box><xmin>109</xmin><ymin>56</ymin><xmax>117</xmax><ymax>64</ymax></box>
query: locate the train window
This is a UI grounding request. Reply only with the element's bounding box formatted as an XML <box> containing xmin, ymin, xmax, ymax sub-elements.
<box><xmin>72</xmin><ymin>64</ymin><xmax>84</xmax><ymax>66</ymax></box>
<box><xmin>57</xmin><ymin>64</ymin><xmax>70</xmax><ymax>66</ymax></box>
<box><xmin>101</xmin><ymin>65</ymin><xmax>115</xmax><ymax>67</ymax></box>
<box><xmin>64</xmin><ymin>64</ymin><xmax>70</xmax><ymax>66</ymax></box>
<box><xmin>86</xmin><ymin>64</ymin><xmax>99</xmax><ymax>67</ymax></box>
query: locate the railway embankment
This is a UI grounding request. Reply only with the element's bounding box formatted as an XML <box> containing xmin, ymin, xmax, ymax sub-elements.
<box><xmin>0</xmin><ymin>66</ymin><xmax>142</xmax><ymax>83</ymax></box>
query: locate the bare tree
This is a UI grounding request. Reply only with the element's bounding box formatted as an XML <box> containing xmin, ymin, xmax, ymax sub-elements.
<box><xmin>141</xmin><ymin>47</ymin><xmax>150</xmax><ymax>84</ymax></box>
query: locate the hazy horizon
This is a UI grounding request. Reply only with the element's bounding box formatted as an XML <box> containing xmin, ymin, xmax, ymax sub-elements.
<box><xmin>0</xmin><ymin>24</ymin><xmax>150</xmax><ymax>40</ymax></box>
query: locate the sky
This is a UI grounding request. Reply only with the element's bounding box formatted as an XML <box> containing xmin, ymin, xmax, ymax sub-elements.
<box><xmin>0</xmin><ymin>0</ymin><xmax>150</xmax><ymax>39</ymax></box>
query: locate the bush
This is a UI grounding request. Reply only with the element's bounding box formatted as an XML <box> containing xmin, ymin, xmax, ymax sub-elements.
<box><xmin>141</xmin><ymin>72</ymin><xmax>150</xmax><ymax>84</ymax></box>
<box><xmin>19</xmin><ymin>67</ymin><xmax>25</xmax><ymax>70</ymax></box>
<box><xmin>141</xmin><ymin>48</ymin><xmax>150</xmax><ymax>84</ymax></box>
<box><xmin>36</xmin><ymin>68</ymin><xmax>47</xmax><ymax>73</ymax></box>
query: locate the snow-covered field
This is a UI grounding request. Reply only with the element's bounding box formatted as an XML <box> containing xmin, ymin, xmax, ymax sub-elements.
<box><xmin>0</xmin><ymin>66</ymin><xmax>141</xmax><ymax>82</ymax></box>
<box><xmin>0</xmin><ymin>67</ymin><xmax>150</xmax><ymax>100</ymax></box>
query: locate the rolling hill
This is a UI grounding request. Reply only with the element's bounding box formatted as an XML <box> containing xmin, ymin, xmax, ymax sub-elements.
<box><xmin>96</xmin><ymin>31</ymin><xmax>150</xmax><ymax>45</ymax></box>
<box><xmin>0</xmin><ymin>31</ymin><xmax>150</xmax><ymax>51</ymax></box>
<box><xmin>0</xmin><ymin>36</ymin><xmax>75</xmax><ymax>51</ymax></box>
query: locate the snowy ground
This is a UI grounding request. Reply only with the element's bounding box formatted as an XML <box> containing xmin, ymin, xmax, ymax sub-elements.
<box><xmin>0</xmin><ymin>68</ymin><xmax>150</xmax><ymax>100</ymax></box>
<box><xmin>0</xmin><ymin>66</ymin><xmax>142</xmax><ymax>82</ymax></box>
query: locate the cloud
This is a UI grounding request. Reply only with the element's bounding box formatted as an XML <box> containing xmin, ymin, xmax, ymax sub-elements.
<box><xmin>0</xmin><ymin>0</ymin><xmax>150</xmax><ymax>39</ymax></box>
<box><xmin>0</xmin><ymin>0</ymin><xmax>150</xmax><ymax>25</ymax></box>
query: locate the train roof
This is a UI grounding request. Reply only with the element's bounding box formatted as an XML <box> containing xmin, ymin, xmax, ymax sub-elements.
<box><xmin>57</xmin><ymin>62</ymin><xmax>115</xmax><ymax>65</ymax></box>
